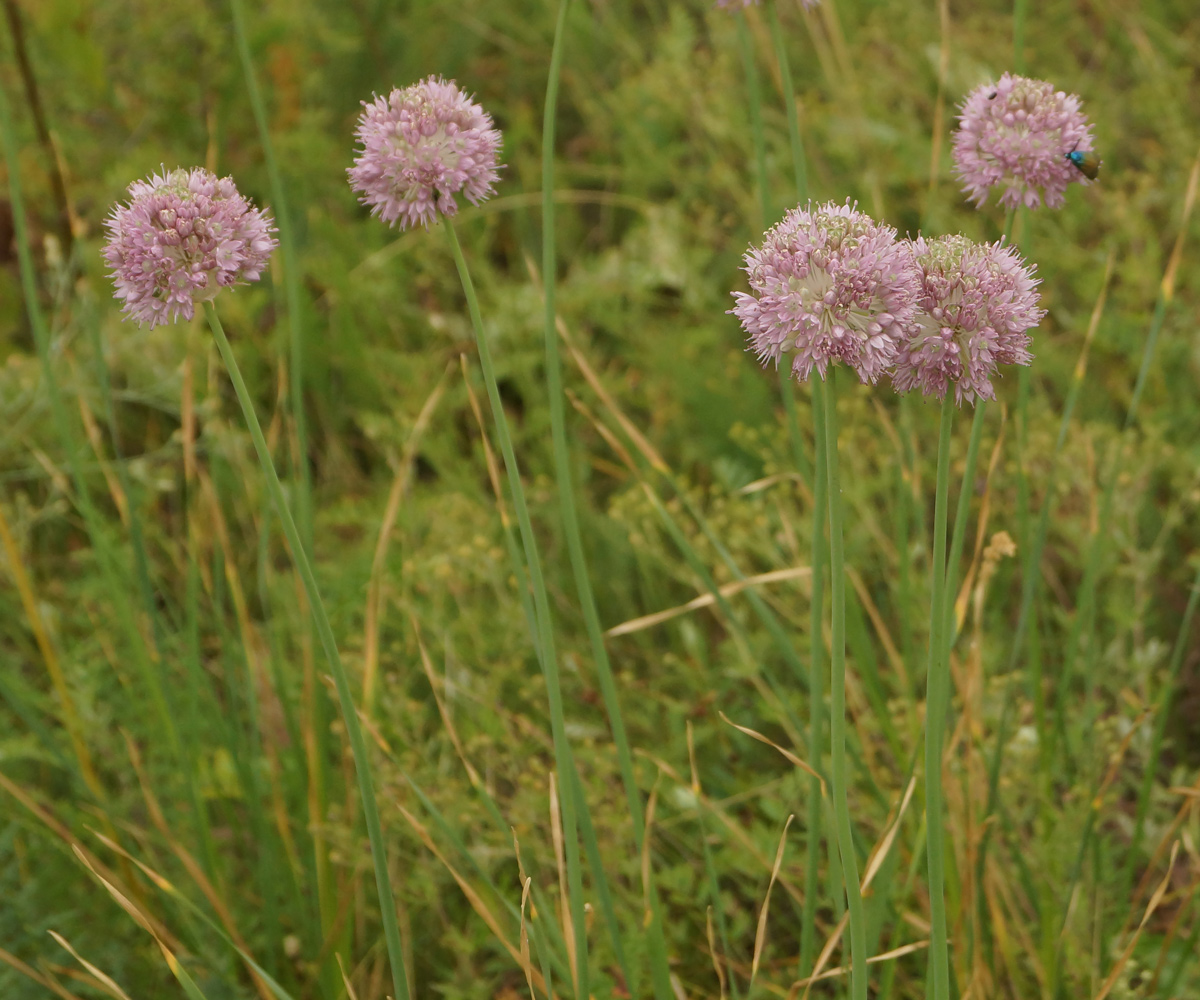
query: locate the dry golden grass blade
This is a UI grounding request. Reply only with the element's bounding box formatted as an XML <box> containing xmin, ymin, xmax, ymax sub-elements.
<box><xmin>120</xmin><ymin>734</ymin><xmax>274</xmax><ymax>1000</ymax></box>
<box><xmin>396</xmin><ymin>803</ymin><xmax>551</xmax><ymax>996</ymax></box>
<box><xmin>518</xmin><ymin>876</ymin><xmax>536</xmax><ymax>1000</ymax></box>
<box><xmin>638</xmin><ymin>748</ymin><xmax>807</xmax><ymax>909</ymax></box>
<box><xmin>641</xmin><ymin>775</ymin><xmax>661</xmax><ymax>928</ymax></box>
<box><xmin>1167</xmin><ymin>784</ymin><xmax>1200</xmax><ymax>799</ymax></box>
<box><xmin>461</xmin><ymin>353</ymin><xmax>518</xmax><ymax>532</ymax></box>
<box><xmin>1094</xmin><ymin>842</ymin><xmax>1180</xmax><ymax>1000</ymax></box>
<box><xmin>844</xmin><ymin>565</ymin><xmax>908</xmax><ymax>691</ymax></box>
<box><xmin>70</xmin><ymin>846</ymin><xmax>214</xmax><ymax>998</ymax></box>
<box><xmin>750</xmin><ymin>815</ymin><xmax>794</xmax><ymax>988</ymax></box>
<box><xmin>362</xmin><ymin>361</ymin><xmax>452</xmax><ymax>712</ymax></box>
<box><xmin>0</xmin><ymin>946</ymin><xmax>85</xmax><ymax>1000</ymax></box>
<box><xmin>1125</xmin><ymin>771</ymin><xmax>1200</xmax><ymax>930</ymax></box>
<box><xmin>706</xmin><ymin>907</ymin><xmax>728</xmax><ymax>1000</ymax></box>
<box><xmin>787</xmin><ymin>940</ymin><xmax>931</xmax><ymax>995</ymax></box>
<box><xmin>798</xmin><ymin>776</ymin><xmax>917</xmax><ymax>997</ymax></box>
<box><xmin>548</xmin><ymin>773</ymin><xmax>577</xmax><ymax>996</ymax></box>
<box><xmin>1160</xmin><ymin>148</ymin><xmax>1200</xmax><ymax>302</ymax></box>
<box><xmin>1147</xmin><ymin>839</ymin><xmax>1200</xmax><ymax>994</ymax></box>
<box><xmin>802</xmin><ymin>912</ymin><xmax>848</xmax><ymax>1000</ymax></box>
<box><xmin>335</xmin><ymin>953</ymin><xmax>361</xmax><ymax>1000</ymax></box>
<box><xmin>861</xmin><ymin>777</ymin><xmax>917</xmax><ymax>891</ymax></box>
<box><xmin>606</xmin><ymin>566</ymin><xmax>811</xmax><ymax>638</ymax></box>
<box><xmin>719</xmin><ymin>712</ymin><xmax>825</xmax><ymax>792</ymax></box>
<box><xmin>46</xmin><ymin>932</ymin><xmax>132</xmax><ymax>1000</ymax></box>
<box><xmin>952</xmin><ymin>414</ymin><xmax>1007</xmax><ymax>631</ymax></box>
<box><xmin>409</xmin><ymin>615</ymin><xmax>485</xmax><ymax>788</ymax></box>
<box><xmin>986</xmin><ymin>849</ymin><xmax>1047</xmax><ymax>994</ymax></box>
<box><xmin>72</xmin><ymin>383</ymin><xmax>128</xmax><ymax>525</ymax></box>
<box><xmin>542</xmin><ymin>302</ymin><xmax>668</xmax><ymax>475</ymax></box>
<box><xmin>0</xmin><ymin>500</ymin><xmax>102</xmax><ymax>797</ymax></box>
<box><xmin>0</xmin><ymin>772</ymin><xmax>173</xmax><ymax>946</ymax></box>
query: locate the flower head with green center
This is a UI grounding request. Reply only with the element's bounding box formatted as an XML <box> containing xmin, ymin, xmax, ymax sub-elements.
<box><xmin>893</xmin><ymin>235</ymin><xmax>1044</xmax><ymax>405</ymax></box>
<box><xmin>103</xmin><ymin>167</ymin><xmax>277</xmax><ymax>328</ymax></box>
<box><xmin>731</xmin><ymin>201</ymin><xmax>919</xmax><ymax>384</ymax></box>
<box><xmin>953</xmin><ymin>73</ymin><xmax>1095</xmax><ymax>210</ymax></box>
<box><xmin>348</xmin><ymin>76</ymin><xmax>502</xmax><ymax>231</ymax></box>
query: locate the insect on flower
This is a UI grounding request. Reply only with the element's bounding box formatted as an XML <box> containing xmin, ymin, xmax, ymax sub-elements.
<box><xmin>1065</xmin><ymin>144</ymin><xmax>1102</xmax><ymax>180</ymax></box>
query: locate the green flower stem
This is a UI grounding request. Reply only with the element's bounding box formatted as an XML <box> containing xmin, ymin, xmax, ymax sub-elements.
<box><xmin>1013</xmin><ymin>0</ymin><xmax>1029</xmax><ymax>73</ymax></box>
<box><xmin>822</xmin><ymin>369</ymin><xmax>868</xmax><ymax>1000</ymax></box>
<box><xmin>942</xmin><ymin>402</ymin><xmax>986</xmax><ymax>648</ymax></box>
<box><xmin>443</xmin><ymin>222</ymin><xmax>589</xmax><ymax>998</ymax></box>
<box><xmin>803</xmin><ymin>375</ymin><xmax>828</xmax><ymax>977</ymax></box>
<box><xmin>765</xmin><ymin>5</ymin><xmax>823</xmax><ymax>978</ymax></box>
<box><xmin>925</xmin><ymin>393</ymin><xmax>956</xmax><ymax>1000</ymax></box>
<box><xmin>202</xmin><ymin>302</ymin><xmax>411</xmax><ymax>1000</ymax></box>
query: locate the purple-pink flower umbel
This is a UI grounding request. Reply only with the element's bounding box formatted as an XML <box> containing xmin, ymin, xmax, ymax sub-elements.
<box><xmin>103</xmin><ymin>167</ymin><xmax>277</xmax><ymax>328</ymax></box>
<box><xmin>716</xmin><ymin>0</ymin><xmax>820</xmax><ymax>9</ymax></box>
<box><xmin>892</xmin><ymin>236</ymin><xmax>1044</xmax><ymax>405</ymax></box>
<box><xmin>348</xmin><ymin>76</ymin><xmax>502</xmax><ymax>231</ymax></box>
<box><xmin>953</xmin><ymin>73</ymin><xmax>1095</xmax><ymax>210</ymax></box>
<box><xmin>731</xmin><ymin>201</ymin><xmax>919</xmax><ymax>384</ymax></box>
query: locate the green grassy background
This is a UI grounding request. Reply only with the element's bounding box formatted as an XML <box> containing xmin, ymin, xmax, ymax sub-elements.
<box><xmin>1</xmin><ymin>0</ymin><xmax>1198</xmax><ymax>997</ymax></box>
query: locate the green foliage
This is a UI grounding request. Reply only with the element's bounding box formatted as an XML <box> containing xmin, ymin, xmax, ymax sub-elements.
<box><xmin>1</xmin><ymin>0</ymin><xmax>1199</xmax><ymax>998</ymax></box>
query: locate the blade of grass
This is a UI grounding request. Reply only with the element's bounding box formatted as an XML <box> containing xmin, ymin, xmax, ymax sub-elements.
<box><xmin>924</xmin><ymin>394</ymin><xmax>955</xmax><ymax>1000</ymax></box>
<box><xmin>538</xmin><ymin>1</ymin><xmax>670</xmax><ymax>993</ymax></box>
<box><xmin>823</xmin><ymin>368</ymin><xmax>868</xmax><ymax>1000</ymax></box>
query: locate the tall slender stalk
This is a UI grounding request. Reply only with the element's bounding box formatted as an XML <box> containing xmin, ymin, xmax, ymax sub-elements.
<box><xmin>925</xmin><ymin>395</ymin><xmax>956</xmax><ymax>1000</ymax></box>
<box><xmin>822</xmin><ymin>369</ymin><xmax>868</xmax><ymax>1000</ymax></box>
<box><xmin>803</xmin><ymin>376</ymin><xmax>828</xmax><ymax>978</ymax></box>
<box><xmin>443</xmin><ymin>222</ymin><xmax>589</xmax><ymax>997</ymax></box>
<box><xmin>202</xmin><ymin>302</ymin><xmax>411</xmax><ymax>1000</ymax></box>
<box><xmin>762</xmin><ymin>6</ymin><xmax>827</xmax><ymax>980</ymax></box>
<box><xmin>538</xmin><ymin>1</ymin><xmax>671</xmax><ymax>993</ymax></box>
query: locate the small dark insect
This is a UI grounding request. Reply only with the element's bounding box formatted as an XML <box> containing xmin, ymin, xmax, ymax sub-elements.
<box><xmin>987</xmin><ymin>90</ymin><xmax>998</xmax><ymax>100</ymax></box>
<box><xmin>1066</xmin><ymin>144</ymin><xmax>1102</xmax><ymax>180</ymax></box>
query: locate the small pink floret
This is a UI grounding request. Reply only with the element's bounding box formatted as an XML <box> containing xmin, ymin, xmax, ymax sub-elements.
<box><xmin>730</xmin><ymin>201</ymin><xmax>920</xmax><ymax>385</ymax></box>
<box><xmin>347</xmin><ymin>76</ymin><xmax>503</xmax><ymax>231</ymax></box>
<box><xmin>953</xmin><ymin>73</ymin><xmax>1095</xmax><ymax>210</ymax></box>
<box><xmin>103</xmin><ymin>167</ymin><xmax>278</xmax><ymax>328</ymax></box>
<box><xmin>892</xmin><ymin>236</ymin><xmax>1045</xmax><ymax>405</ymax></box>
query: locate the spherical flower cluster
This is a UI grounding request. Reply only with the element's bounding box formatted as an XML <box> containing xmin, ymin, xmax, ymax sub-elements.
<box><xmin>892</xmin><ymin>236</ymin><xmax>1044</xmax><ymax>405</ymax></box>
<box><xmin>348</xmin><ymin>76</ymin><xmax>502</xmax><ymax>231</ymax></box>
<box><xmin>953</xmin><ymin>73</ymin><xmax>1095</xmax><ymax>210</ymax></box>
<box><xmin>730</xmin><ymin>201</ymin><xmax>920</xmax><ymax>384</ymax></box>
<box><xmin>103</xmin><ymin>167</ymin><xmax>277</xmax><ymax>328</ymax></box>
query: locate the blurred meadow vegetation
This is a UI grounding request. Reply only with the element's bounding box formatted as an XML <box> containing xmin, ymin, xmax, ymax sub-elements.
<box><xmin>1</xmin><ymin>0</ymin><xmax>1199</xmax><ymax>998</ymax></box>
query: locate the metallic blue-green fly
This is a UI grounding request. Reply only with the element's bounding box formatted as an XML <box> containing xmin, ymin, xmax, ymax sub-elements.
<box><xmin>1066</xmin><ymin>145</ymin><xmax>1101</xmax><ymax>180</ymax></box>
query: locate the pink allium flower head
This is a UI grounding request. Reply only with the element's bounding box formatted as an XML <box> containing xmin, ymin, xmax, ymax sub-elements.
<box><xmin>892</xmin><ymin>236</ymin><xmax>1045</xmax><ymax>405</ymax></box>
<box><xmin>347</xmin><ymin>76</ymin><xmax>502</xmax><ymax>231</ymax></box>
<box><xmin>953</xmin><ymin>73</ymin><xmax>1095</xmax><ymax>210</ymax></box>
<box><xmin>731</xmin><ymin>201</ymin><xmax>919</xmax><ymax>385</ymax></box>
<box><xmin>716</xmin><ymin>0</ymin><xmax>819</xmax><ymax>8</ymax></box>
<box><xmin>103</xmin><ymin>167</ymin><xmax>277</xmax><ymax>328</ymax></box>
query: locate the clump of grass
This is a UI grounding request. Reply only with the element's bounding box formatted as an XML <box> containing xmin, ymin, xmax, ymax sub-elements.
<box><xmin>1</xmin><ymin>1</ymin><xmax>1199</xmax><ymax>999</ymax></box>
